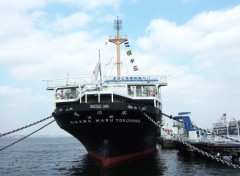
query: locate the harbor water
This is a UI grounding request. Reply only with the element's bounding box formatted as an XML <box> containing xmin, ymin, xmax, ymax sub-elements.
<box><xmin>0</xmin><ymin>137</ymin><xmax>240</xmax><ymax>176</ymax></box>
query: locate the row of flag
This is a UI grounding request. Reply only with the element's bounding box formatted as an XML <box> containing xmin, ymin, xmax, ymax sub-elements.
<box><xmin>124</xmin><ymin>40</ymin><xmax>138</xmax><ymax>71</ymax></box>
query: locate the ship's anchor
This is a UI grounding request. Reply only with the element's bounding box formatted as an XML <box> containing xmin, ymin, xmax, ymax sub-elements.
<box><xmin>0</xmin><ymin>115</ymin><xmax>55</xmax><ymax>152</ymax></box>
<box><xmin>141</xmin><ymin>110</ymin><xmax>240</xmax><ymax>169</ymax></box>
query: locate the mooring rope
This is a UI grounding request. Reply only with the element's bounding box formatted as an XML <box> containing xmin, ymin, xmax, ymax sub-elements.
<box><xmin>0</xmin><ymin>119</ymin><xmax>55</xmax><ymax>152</ymax></box>
<box><xmin>141</xmin><ymin>110</ymin><xmax>240</xmax><ymax>169</ymax></box>
<box><xmin>0</xmin><ymin>115</ymin><xmax>53</xmax><ymax>138</ymax></box>
<box><xmin>163</xmin><ymin>128</ymin><xmax>240</xmax><ymax>169</ymax></box>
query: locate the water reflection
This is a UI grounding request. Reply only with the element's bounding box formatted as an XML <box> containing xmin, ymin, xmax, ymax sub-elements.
<box><xmin>68</xmin><ymin>151</ymin><xmax>166</xmax><ymax>176</ymax></box>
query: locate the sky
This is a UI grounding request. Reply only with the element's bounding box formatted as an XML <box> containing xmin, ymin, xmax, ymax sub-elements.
<box><xmin>1</xmin><ymin>0</ymin><xmax>240</xmax><ymax>136</ymax></box>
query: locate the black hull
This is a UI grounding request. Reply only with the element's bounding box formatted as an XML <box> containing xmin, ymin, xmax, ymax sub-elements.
<box><xmin>54</xmin><ymin>102</ymin><xmax>161</xmax><ymax>167</ymax></box>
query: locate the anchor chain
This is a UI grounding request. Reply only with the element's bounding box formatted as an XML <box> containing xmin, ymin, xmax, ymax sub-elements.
<box><xmin>142</xmin><ymin>111</ymin><xmax>240</xmax><ymax>169</ymax></box>
<box><xmin>0</xmin><ymin>115</ymin><xmax>53</xmax><ymax>138</ymax></box>
<box><xmin>161</xmin><ymin>112</ymin><xmax>240</xmax><ymax>143</ymax></box>
<box><xmin>0</xmin><ymin>119</ymin><xmax>55</xmax><ymax>152</ymax></box>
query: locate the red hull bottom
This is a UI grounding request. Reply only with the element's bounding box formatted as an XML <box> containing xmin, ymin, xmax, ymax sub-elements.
<box><xmin>88</xmin><ymin>146</ymin><xmax>157</xmax><ymax>167</ymax></box>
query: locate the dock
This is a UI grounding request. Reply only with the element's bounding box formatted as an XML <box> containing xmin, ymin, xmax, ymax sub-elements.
<box><xmin>158</xmin><ymin>127</ymin><xmax>178</xmax><ymax>148</ymax></box>
<box><xmin>160</xmin><ymin>112</ymin><xmax>240</xmax><ymax>165</ymax></box>
<box><xmin>175</xmin><ymin>141</ymin><xmax>240</xmax><ymax>164</ymax></box>
<box><xmin>158</xmin><ymin>137</ymin><xmax>178</xmax><ymax>149</ymax></box>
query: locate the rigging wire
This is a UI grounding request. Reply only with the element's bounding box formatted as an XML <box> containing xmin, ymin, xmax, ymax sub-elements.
<box><xmin>122</xmin><ymin>47</ymin><xmax>129</xmax><ymax>75</ymax></box>
<box><xmin>104</xmin><ymin>43</ymin><xmax>115</xmax><ymax>76</ymax></box>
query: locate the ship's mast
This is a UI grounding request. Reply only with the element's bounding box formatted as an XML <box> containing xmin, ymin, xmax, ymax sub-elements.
<box><xmin>109</xmin><ymin>17</ymin><xmax>128</xmax><ymax>76</ymax></box>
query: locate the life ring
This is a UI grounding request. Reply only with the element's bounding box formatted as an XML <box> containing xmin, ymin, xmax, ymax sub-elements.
<box><xmin>149</xmin><ymin>90</ymin><xmax>157</xmax><ymax>95</ymax></box>
<box><xmin>55</xmin><ymin>93</ymin><xmax>61</xmax><ymax>99</ymax></box>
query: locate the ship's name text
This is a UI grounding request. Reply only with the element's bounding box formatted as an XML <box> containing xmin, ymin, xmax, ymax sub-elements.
<box><xmin>70</xmin><ymin>118</ymin><xmax>140</xmax><ymax>124</ymax></box>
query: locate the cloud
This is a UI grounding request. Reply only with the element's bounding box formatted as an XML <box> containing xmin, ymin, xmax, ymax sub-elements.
<box><xmin>59</xmin><ymin>0</ymin><xmax>121</xmax><ymax>10</ymax></box>
<box><xmin>0</xmin><ymin>5</ymin><xmax>106</xmax><ymax>80</ymax></box>
<box><xmin>0</xmin><ymin>1</ymin><xmax>48</xmax><ymax>41</ymax></box>
<box><xmin>0</xmin><ymin>0</ymin><xmax>46</xmax><ymax>12</ymax></box>
<box><xmin>7</xmin><ymin>31</ymin><xmax>106</xmax><ymax>80</ymax></box>
<box><xmin>0</xmin><ymin>86</ymin><xmax>50</xmax><ymax>104</ymax></box>
<box><xmin>0</xmin><ymin>1</ymin><xmax>121</xmax><ymax>82</ymax></box>
<box><xmin>137</xmin><ymin>5</ymin><xmax>240</xmax><ymax>76</ymax></box>
<box><xmin>136</xmin><ymin>5</ymin><xmax>240</xmax><ymax>127</ymax></box>
<box><xmin>0</xmin><ymin>12</ymin><xmax>35</xmax><ymax>41</ymax></box>
<box><xmin>53</xmin><ymin>12</ymin><xmax>92</xmax><ymax>32</ymax></box>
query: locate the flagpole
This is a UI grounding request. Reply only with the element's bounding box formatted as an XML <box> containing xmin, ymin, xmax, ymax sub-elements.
<box><xmin>98</xmin><ymin>50</ymin><xmax>102</xmax><ymax>89</ymax></box>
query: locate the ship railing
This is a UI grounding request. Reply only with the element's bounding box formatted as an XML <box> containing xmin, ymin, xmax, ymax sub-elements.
<box><xmin>101</xmin><ymin>83</ymin><xmax>161</xmax><ymax>99</ymax></box>
<box><xmin>229</xmin><ymin>120</ymin><xmax>240</xmax><ymax>127</ymax></box>
<box><xmin>213</xmin><ymin>122</ymin><xmax>228</xmax><ymax>128</ymax></box>
<box><xmin>45</xmin><ymin>77</ymin><xmax>94</xmax><ymax>90</ymax></box>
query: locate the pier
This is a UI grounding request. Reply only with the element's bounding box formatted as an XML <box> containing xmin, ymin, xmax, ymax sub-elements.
<box><xmin>159</xmin><ymin>112</ymin><xmax>240</xmax><ymax>165</ymax></box>
<box><xmin>176</xmin><ymin>141</ymin><xmax>240</xmax><ymax>164</ymax></box>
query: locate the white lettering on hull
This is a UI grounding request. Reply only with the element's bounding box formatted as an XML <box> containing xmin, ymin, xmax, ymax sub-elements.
<box><xmin>89</xmin><ymin>104</ymin><xmax>110</xmax><ymax>109</ymax></box>
<box><xmin>70</xmin><ymin>118</ymin><xmax>140</xmax><ymax>124</ymax></box>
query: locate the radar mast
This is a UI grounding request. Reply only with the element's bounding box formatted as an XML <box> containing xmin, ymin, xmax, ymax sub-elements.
<box><xmin>109</xmin><ymin>17</ymin><xmax>128</xmax><ymax>76</ymax></box>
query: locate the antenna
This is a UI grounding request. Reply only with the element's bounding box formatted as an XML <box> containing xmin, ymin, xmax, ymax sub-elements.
<box><xmin>114</xmin><ymin>16</ymin><xmax>122</xmax><ymax>38</ymax></box>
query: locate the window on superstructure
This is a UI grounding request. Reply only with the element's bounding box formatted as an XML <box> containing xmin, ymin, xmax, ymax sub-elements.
<box><xmin>128</xmin><ymin>85</ymin><xmax>158</xmax><ymax>97</ymax></box>
<box><xmin>87</xmin><ymin>94</ymin><xmax>98</xmax><ymax>103</ymax></box>
<box><xmin>100</xmin><ymin>94</ymin><xmax>112</xmax><ymax>103</ymax></box>
<box><xmin>55</xmin><ymin>87</ymin><xmax>78</xmax><ymax>100</ymax></box>
<box><xmin>143</xmin><ymin>86</ymin><xmax>157</xmax><ymax>97</ymax></box>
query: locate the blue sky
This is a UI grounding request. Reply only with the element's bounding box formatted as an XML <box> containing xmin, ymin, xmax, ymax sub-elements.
<box><xmin>1</xmin><ymin>0</ymin><xmax>240</xmax><ymax>136</ymax></box>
